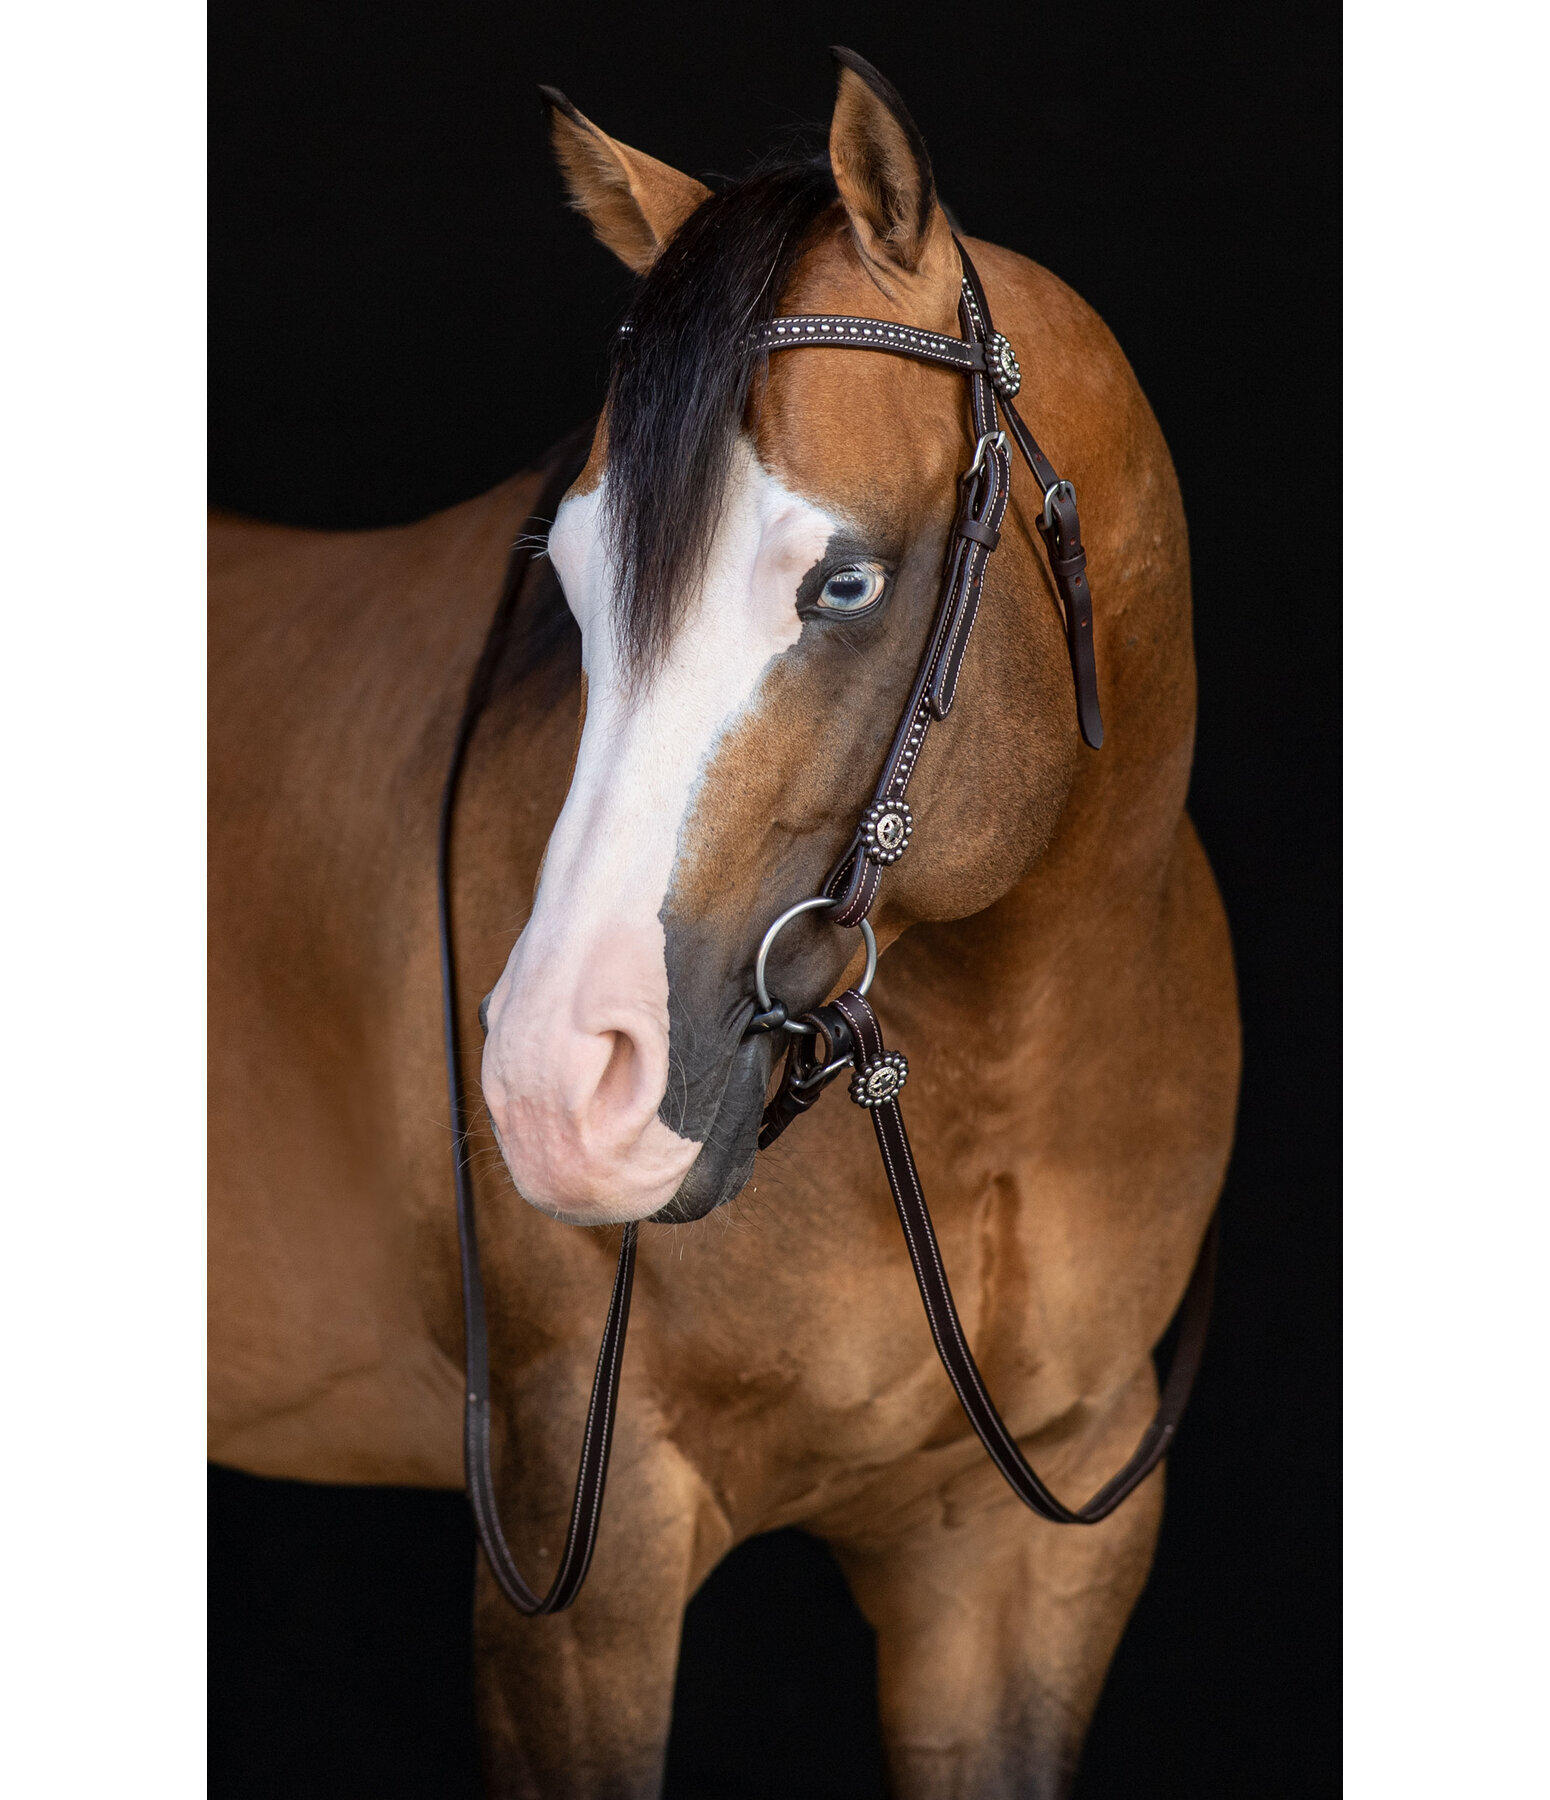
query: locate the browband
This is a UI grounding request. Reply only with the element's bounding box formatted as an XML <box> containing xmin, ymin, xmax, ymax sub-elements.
<box><xmin>756</xmin><ymin>312</ymin><xmax>991</xmax><ymax>377</ymax></box>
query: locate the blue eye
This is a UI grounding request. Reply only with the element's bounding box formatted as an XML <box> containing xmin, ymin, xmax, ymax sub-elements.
<box><xmin>816</xmin><ymin>564</ymin><xmax>887</xmax><ymax>613</ymax></box>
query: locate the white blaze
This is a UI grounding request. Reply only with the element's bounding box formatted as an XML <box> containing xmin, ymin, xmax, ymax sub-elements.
<box><xmin>480</xmin><ymin>438</ymin><xmax>840</xmax><ymax>1223</ymax></box>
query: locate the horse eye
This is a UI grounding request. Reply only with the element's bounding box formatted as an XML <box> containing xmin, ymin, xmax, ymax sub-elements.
<box><xmin>815</xmin><ymin>564</ymin><xmax>887</xmax><ymax>613</ymax></box>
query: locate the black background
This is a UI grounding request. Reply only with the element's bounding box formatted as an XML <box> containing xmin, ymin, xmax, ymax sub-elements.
<box><xmin>209</xmin><ymin>3</ymin><xmax>1339</xmax><ymax>1794</ymax></box>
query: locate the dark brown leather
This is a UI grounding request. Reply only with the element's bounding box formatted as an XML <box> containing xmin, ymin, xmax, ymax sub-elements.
<box><xmin>950</xmin><ymin>242</ymin><xmax>1105</xmax><ymax>753</ymax></box>
<box><xmin>829</xmin><ymin>989</ymin><xmax>1216</xmax><ymax>1522</ymax></box>
<box><xmin>756</xmin><ymin>1002</ymin><xmax>859</xmax><ymax>1150</ymax></box>
<box><xmin>756</xmin><ymin>1054</ymin><xmax>832</xmax><ymax>1149</ymax></box>
<box><xmin>440</xmin><ymin>427</ymin><xmax>639</xmax><ymax>1613</ymax></box>
<box><xmin>760</xmin><ymin>313</ymin><xmax>986</xmax><ymax>373</ymax></box>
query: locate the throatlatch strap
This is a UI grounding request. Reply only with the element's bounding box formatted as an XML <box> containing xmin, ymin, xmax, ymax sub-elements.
<box><xmin>439</xmin><ymin>425</ymin><xmax>638</xmax><ymax>1614</ymax></box>
<box><xmin>958</xmin><ymin>243</ymin><xmax>1103</xmax><ymax>752</ymax></box>
<box><xmin>829</xmin><ymin>988</ymin><xmax>1217</xmax><ymax>1524</ymax></box>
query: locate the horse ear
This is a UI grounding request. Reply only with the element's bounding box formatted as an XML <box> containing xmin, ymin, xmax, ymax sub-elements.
<box><xmin>827</xmin><ymin>49</ymin><xmax>959</xmax><ymax>308</ymax></box>
<box><xmin>540</xmin><ymin>87</ymin><xmax>711</xmax><ymax>275</ymax></box>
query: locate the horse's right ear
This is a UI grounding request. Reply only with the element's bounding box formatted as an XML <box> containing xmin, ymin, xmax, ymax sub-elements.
<box><xmin>540</xmin><ymin>88</ymin><xmax>711</xmax><ymax>275</ymax></box>
<box><xmin>827</xmin><ymin>49</ymin><xmax>958</xmax><ymax>316</ymax></box>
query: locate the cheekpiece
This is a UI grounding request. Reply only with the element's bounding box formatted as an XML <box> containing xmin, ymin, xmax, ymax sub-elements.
<box><xmin>849</xmin><ymin>1050</ymin><xmax>909</xmax><ymax>1109</ymax></box>
<box><xmin>859</xmin><ymin>799</ymin><xmax>914</xmax><ymax>866</ymax></box>
<box><xmin>987</xmin><ymin>332</ymin><xmax>1021</xmax><ymax>398</ymax></box>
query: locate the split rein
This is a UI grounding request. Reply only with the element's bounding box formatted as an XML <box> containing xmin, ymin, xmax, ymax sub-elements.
<box><xmin>439</xmin><ymin>243</ymin><xmax>1218</xmax><ymax>1614</ymax></box>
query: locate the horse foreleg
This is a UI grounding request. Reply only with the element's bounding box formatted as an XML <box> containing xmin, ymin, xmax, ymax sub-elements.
<box><xmin>831</xmin><ymin>1368</ymin><xmax>1166</xmax><ymax>1800</ymax></box>
<box><xmin>472</xmin><ymin>1425</ymin><xmax>721</xmax><ymax>1800</ymax></box>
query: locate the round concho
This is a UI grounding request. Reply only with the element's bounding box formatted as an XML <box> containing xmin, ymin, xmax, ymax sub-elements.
<box><xmin>987</xmin><ymin>332</ymin><xmax>1021</xmax><ymax>399</ymax></box>
<box><xmin>849</xmin><ymin>1051</ymin><xmax>908</xmax><ymax>1109</ymax></box>
<box><xmin>860</xmin><ymin>799</ymin><xmax>914</xmax><ymax>866</ymax></box>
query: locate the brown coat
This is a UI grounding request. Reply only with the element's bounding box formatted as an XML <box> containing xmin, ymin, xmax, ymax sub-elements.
<box><xmin>209</xmin><ymin>57</ymin><xmax>1238</xmax><ymax>1800</ymax></box>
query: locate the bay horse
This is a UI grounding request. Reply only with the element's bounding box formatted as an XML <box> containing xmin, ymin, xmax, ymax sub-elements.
<box><xmin>209</xmin><ymin>50</ymin><xmax>1239</xmax><ymax>1799</ymax></box>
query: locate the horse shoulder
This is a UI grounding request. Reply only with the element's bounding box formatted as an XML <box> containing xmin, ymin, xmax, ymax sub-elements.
<box><xmin>208</xmin><ymin>473</ymin><xmax>549</xmax><ymax>1485</ymax></box>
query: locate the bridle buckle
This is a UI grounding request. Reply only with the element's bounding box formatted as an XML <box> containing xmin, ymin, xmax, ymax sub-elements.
<box><xmin>966</xmin><ymin>428</ymin><xmax>1008</xmax><ymax>481</ymax></box>
<box><xmin>1041</xmin><ymin>477</ymin><xmax>1077</xmax><ymax>531</ymax></box>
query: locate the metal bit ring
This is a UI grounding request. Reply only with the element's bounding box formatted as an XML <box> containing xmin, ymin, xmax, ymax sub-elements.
<box><xmin>754</xmin><ymin>897</ymin><xmax>878</xmax><ymax>1036</ymax></box>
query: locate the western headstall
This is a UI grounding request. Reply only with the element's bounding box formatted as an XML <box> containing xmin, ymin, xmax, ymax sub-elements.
<box><xmin>439</xmin><ymin>241</ymin><xmax>1218</xmax><ymax>1614</ymax></box>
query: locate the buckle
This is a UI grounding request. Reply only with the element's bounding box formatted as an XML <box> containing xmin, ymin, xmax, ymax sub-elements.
<box><xmin>966</xmin><ymin>429</ymin><xmax>1008</xmax><ymax>480</ymax></box>
<box><xmin>1041</xmin><ymin>478</ymin><xmax>1076</xmax><ymax>531</ymax></box>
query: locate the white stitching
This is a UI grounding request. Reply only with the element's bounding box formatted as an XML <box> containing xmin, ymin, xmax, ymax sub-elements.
<box><xmin>835</xmin><ymin>996</ymin><xmax>1074</xmax><ymax>1515</ymax></box>
<box><xmin>755</xmin><ymin>315</ymin><xmax>980</xmax><ymax>371</ymax></box>
<box><xmin>470</xmin><ymin>1232</ymin><xmax>636</xmax><ymax>1610</ymax></box>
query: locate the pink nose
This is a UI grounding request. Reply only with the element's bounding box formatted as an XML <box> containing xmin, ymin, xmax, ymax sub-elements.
<box><xmin>479</xmin><ymin>924</ymin><xmax>701</xmax><ymax>1224</ymax></box>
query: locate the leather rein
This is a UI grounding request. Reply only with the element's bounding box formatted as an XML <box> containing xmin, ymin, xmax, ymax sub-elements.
<box><xmin>439</xmin><ymin>242</ymin><xmax>1218</xmax><ymax>1613</ymax></box>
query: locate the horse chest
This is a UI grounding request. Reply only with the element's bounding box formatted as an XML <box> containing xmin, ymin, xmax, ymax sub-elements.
<box><xmin>656</xmin><ymin>1190</ymin><xmax>1065</xmax><ymax>1488</ymax></box>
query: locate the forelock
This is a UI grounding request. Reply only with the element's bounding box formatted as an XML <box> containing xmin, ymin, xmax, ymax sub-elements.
<box><xmin>601</xmin><ymin>156</ymin><xmax>839</xmax><ymax>677</ymax></box>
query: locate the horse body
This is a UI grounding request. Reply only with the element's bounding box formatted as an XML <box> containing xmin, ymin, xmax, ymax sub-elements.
<box><xmin>210</xmin><ymin>54</ymin><xmax>1238</xmax><ymax>1800</ymax></box>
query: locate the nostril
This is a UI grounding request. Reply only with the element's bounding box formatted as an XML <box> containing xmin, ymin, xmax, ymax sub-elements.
<box><xmin>481</xmin><ymin>955</ymin><xmax>697</xmax><ymax>1215</ymax></box>
<box><xmin>592</xmin><ymin>1029</ymin><xmax>644</xmax><ymax>1121</ymax></box>
<box><xmin>479</xmin><ymin>990</ymin><xmax>493</xmax><ymax>1035</ymax></box>
<box><xmin>485</xmin><ymin>922</ymin><xmax>676</xmax><ymax>1163</ymax></box>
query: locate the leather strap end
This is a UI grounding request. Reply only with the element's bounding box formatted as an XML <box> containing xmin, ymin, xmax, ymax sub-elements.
<box><xmin>1070</xmin><ymin>627</ymin><xmax>1104</xmax><ymax>750</ymax></box>
<box><xmin>757</xmin><ymin>1092</ymin><xmax>803</xmax><ymax>1150</ymax></box>
<box><xmin>1053</xmin><ymin>552</ymin><xmax>1103</xmax><ymax>749</ymax></box>
<box><xmin>1037</xmin><ymin>511</ymin><xmax>1104</xmax><ymax>751</ymax></box>
<box><xmin>924</xmin><ymin>585</ymin><xmax>982</xmax><ymax>719</ymax></box>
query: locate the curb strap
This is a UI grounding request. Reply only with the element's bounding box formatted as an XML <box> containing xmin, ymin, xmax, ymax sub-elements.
<box><xmin>754</xmin><ymin>239</ymin><xmax>1104</xmax><ymax>935</ymax></box>
<box><xmin>439</xmin><ymin>425</ymin><xmax>637</xmax><ymax>1612</ymax></box>
<box><xmin>756</xmin><ymin>996</ymin><xmax>864</xmax><ymax>1150</ymax></box>
<box><xmin>827</xmin><ymin>989</ymin><xmax>1218</xmax><ymax>1524</ymax></box>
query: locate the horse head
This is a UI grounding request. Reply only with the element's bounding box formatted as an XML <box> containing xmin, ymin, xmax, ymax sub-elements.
<box><xmin>481</xmin><ymin>53</ymin><xmax>1125</xmax><ymax>1227</ymax></box>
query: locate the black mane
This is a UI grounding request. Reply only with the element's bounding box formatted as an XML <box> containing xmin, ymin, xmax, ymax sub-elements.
<box><xmin>604</xmin><ymin>156</ymin><xmax>839</xmax><ymax>676</ymax></box>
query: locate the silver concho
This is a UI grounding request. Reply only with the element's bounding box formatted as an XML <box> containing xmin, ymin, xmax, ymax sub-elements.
<box><xmin>860</xmin><ymin>799</ymin><xmax>914</xmax><ymax>866</ymax></box>
<box><xmin>987</xmin><ymin>332</ymin><xmax>1021</xmax><ymax>398</ymax></box>
<box><xmin>849</xmin><ymin>1050</ymin><xmax>909</xmax><ymax>1109</ymax></box>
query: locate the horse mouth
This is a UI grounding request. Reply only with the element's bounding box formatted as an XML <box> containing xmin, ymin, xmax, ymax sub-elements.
<box><xmin>647</xmin><ymin>1032</ymin><xmax>774</xmax><ymax>1223</ymax></box>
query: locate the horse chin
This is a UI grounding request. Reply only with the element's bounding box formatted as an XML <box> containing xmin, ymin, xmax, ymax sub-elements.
<box><xmin>647</xmin><ymin>1033</ymin><xmax>773</xmax><ymax>1224</ymax></box>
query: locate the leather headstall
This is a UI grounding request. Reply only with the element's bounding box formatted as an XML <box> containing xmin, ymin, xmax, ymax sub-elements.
<box><xmin>756</xmin><ymin>237</ymin><xmax>1103</xmax><ymax>941</ymax></box>
<box><xmin>751</xmin><ymin>238</ymin><xmax>1099</xmax><ymax>1121</ymax></box>
<box><xmin>747</xmin><ymin>240</ymin><xmax>1217</xmax><ymax>1530</ymax></box>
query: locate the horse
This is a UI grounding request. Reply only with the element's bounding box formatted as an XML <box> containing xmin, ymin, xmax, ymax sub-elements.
<box><xmin>208</xmin><ymin>49</ymin><xmax>1240</xmax><ymax>1799</ymax></box>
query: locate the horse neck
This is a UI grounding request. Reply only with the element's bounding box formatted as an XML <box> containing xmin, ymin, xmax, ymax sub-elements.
<box><xmin>942</xmin><ymin>235</ymin><xmax>1200</xmax><ymax>981</ymax></box>
<box><xmin>888</xmin><ymin>663</ymin><xmax>1199</xmax><ymax>1083</ymax></box>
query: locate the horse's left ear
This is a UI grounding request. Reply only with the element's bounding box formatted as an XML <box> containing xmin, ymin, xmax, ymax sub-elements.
<box><xmin>827</xmin><ymin>49</ymin><xmax>959</xmax><ymax>316</ymax></box>
<box><xmin>540</xmin><ymin>87</ymin><xmax>711</xmax><ymax>275</ymax></box>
